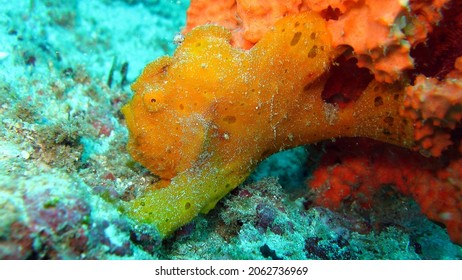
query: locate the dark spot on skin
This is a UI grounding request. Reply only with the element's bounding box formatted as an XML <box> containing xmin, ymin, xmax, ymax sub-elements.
<box><xmin>383</xmin><ymin>129</ymin><xmax>391</xmax><ymax>135</ymax></box>
<box><xmin>291</xmin><ymin>32</ymin><xmax>302</xmax><ymax>46</ymax></box>
<box><xmin>308</xmin><ymin>45</ymin><xmax>318</xmax><ymax>58</ymax></box>
<box><xmin>185</xmin><ymin>202</ymin><xmax>191</xmax><ymax>210</ymax></box>
<box><xmin>310</xmin><ymin>32</ymin><xmax>316</xmax><ymax>39</ymax></box>
<box><xmin>384</xmin><ymin>116</ymin><xmax>394</xmax><ymax>126</ymax></box>
<box><xmin>179</xmin><ymin>104</ymin><xmax>184</xmax><ymax>110</ymax></box>
<box><xmin>151</xmin><ymin>98</ymin><xmax>156</xmax><ymax>103</ymax></box>
<box><xmin>294</xmin><ymin>22</ymin><xmax>300</xmax><ymax>27</ymax></box>
<box><xmin>394</xmin><ymin>94</ymin><xmax>400</xmax><ymax>100</ymax></box>
<box><xmin>374</xmin><ymin>96</ymin><xmax>383</xmax><ymax>107</ymax></box>
<box><xmin>223</xmin><ymin>115</ymin><xmax>237</xmax><ymax>124</ymax></box>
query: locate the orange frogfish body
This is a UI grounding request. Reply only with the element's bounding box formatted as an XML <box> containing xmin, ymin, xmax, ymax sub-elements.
<box><xmin>122</xmin><ymin>12</ymin><xmax>414</xmax><ymax>237</ymax></box>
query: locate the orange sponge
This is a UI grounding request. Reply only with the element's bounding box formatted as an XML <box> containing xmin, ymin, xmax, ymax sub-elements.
<box><xmin>184</xmin><ymin>0</ymin><xmax>306</xmax><ymax>49</ymax></box>
<box><xmin>401</xmin><ymin>57</ymin><xmax>462</xmax><ymax>157</ymax></box>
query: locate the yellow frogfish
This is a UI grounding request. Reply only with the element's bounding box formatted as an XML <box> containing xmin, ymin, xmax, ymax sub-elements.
<box><xmin>121</xmin><ymin>12</ymin><xmax>414</xmax><ymax>237</ymax></box>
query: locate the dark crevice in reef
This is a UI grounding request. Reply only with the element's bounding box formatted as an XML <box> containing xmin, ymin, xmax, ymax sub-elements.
<box><xmin>411</xmin><ymin>0</ymin><xmax>462</xmax><ymax>80</ymax></box>
<box><xmin>321</xmin><ymin>55</ymin><xmax>374</xmax><ymax>108</ymax></box>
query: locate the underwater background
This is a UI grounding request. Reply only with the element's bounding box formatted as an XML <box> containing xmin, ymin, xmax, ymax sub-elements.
<box><xmin>0</xmin><ymin>0</ymin><xmax>461</xmax><ymax>259</ymax></box>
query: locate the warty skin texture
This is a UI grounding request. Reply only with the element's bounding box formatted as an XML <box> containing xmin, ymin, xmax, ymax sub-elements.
<box><xmin>122</xmin><ymin>12</ymin><xmax>414</xmax><ymax>237</ymax></box>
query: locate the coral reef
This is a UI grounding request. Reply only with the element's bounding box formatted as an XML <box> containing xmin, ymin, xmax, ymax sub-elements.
<box><xmin>305</xmin><ymin>2</ymin><xmax>462</xmax><ymax>245</ymax></box>
<box><xmin>159</xmin><ymin>178</ymin><xmax>461</xmax><ymax>259</ymax></box>
<box><xmin>123</xmin><ymin>12</ymin><xmax>414</xmax><ymax>237</ymax></box>
<box><xmin>411</xmin><ymin>0</ymin><xmax>462</xmax><ymax>79</ymax></box>
<box><xmin>401</xmin><ymin>57</ymin><xmax>462</xmax><ymax>157</ymax></box>
<box><xmin>308</xmin><ymin>138</ymin><xmax>462</xmax><ymax>244</ymax></box>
